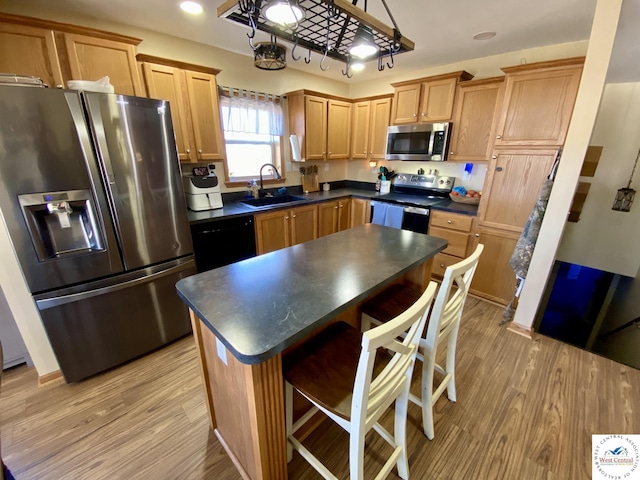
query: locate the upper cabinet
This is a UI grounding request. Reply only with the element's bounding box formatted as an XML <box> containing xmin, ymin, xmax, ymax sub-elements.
<box><xmin>494</xmin><ymin>58</ymin><xmax>584</xmax><ymax>147</ymax></box>
<box><xmin>448</xmin><ymin>77</ymin><xmax>504</xmax><ymax>163</ymax></box>
<box><xmin>288</xmin><ymin>91</ymin><xmax>352</xmax><ymax>161</ymax></box>
<box><xmin>351</xmin><ymin>96</ymin><xmax>392</xmax><ymax>160</ymax></box>
<box><xmin>139</xmin><ymin>55</ymin><xmax>224</xmax><ymax>163</ymax></box>
<box><xmin>0</xmin><ymin>14</ymin><xmax>143</xmax><ymax>94</ymax></box>
<box><xmin>390</xmin><ymin>71</ymin><xmax>473</xmax><ymax>124</ymax></box>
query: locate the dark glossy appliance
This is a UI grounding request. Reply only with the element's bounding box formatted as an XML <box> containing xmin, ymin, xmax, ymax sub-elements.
<box><xmin>0</xmin><ymin>86</ymin><xmax>195</xmax><ymax>382</ymax></box>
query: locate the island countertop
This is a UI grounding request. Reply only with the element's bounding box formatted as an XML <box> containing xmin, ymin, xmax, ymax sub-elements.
<box><xmin>176</xmin><ymin>224</ymin><xmax>447</xmax><ymax>364</ymax></box>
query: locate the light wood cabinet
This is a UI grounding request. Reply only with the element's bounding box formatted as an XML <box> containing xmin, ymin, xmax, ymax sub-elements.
<box><xmin>318</xmin><ymin>199</ymin><xmax>350</xmax><ymax>237</ymax></box>
<box><xmin>351</xmin><ymin>97</ymin><xmax>392</xmax><ymax>160</ymax></box>
<box><xmin>428</xmin><ymin>210</ymin><xmax>475</xmax><ymax>278</ymax></box>
<box><xmin>63</xmin><ymin>33</ymin><xmax>143</xmax><ymax>95</ymax></box>
<box><xmin>139</xmin><ymin>56</ymin><xmax>224</xmax><ymax>163</ymax></box>
<box><xmin>350</xmin><ymin>198</ymin><xmax>371</xmax><ymax>228</ymax></box>
<box><xmin>494</xmin><ymin>58</ymin><xmax>583</xmax><ymax>147</ymax></box>
<box><xmin>479</xmin><ymin>148</ymin><xmax>558</xmax><ymax>233</ymax></box>
<box><xmin>288</xmin><ymin>91</ymin><xmax>351</xmax><ymax>161</ymax></box>
<box><xmin>391</xmin><ymin>71</ymin><xmax>473</xmax><ymax>125</ymax></box>
<box><xmin>0</xmin><ymin>22</ymin><xmax>63</xmax><ymax>87</ymax></box>
<box><xmin>0</xmin><ymin>14</ymin><xmax>143</xmax><ymax>94</ymax></box>
<box><xmin>255</xmin><ymin>205</ymin><xmax>318</xmax><ymax>255</ymax></box>
<box><xmin>448</xmin><ymin>77</ymin><xmax>504</xmax><ymax>163</ymax></box>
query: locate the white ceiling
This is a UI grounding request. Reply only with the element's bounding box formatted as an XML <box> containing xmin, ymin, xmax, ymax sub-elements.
<box><xmin>18</xmin><ymin>0</ymin><xmax>640</xmax><ymax>83</ymax></box>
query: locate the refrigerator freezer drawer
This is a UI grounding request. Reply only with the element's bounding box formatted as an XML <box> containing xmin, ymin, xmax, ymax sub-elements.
<box><xmin>35</xmin><ymin>257</ymin><xmax>196</xmax><ymax>382</ymax></box>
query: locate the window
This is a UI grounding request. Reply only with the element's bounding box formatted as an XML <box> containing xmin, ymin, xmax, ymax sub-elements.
<box><xmin>219</xmin><ymin>91</ymin><xmax>284</xmax><ymax>184</ymax></box>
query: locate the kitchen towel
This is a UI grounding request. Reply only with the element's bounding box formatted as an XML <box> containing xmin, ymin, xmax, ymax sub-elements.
<box><xmin>371</xmin><ymin>202</ymin><xmax>388</xmax><ymax>225</ymax></box>
<box><xmin>384</xmin><ymin>204</ymin><xmax>404</xmax><ymax>229</ymax></box>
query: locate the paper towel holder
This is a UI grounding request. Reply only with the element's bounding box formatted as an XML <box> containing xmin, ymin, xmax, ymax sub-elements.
<box><xmin>289</xmin><ymin>134</ymin><xmax>303</xmax><ymax>162</ymax></box>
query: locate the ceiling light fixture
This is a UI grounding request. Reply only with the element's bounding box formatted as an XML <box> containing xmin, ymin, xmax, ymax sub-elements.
<box><xmin>217</xmin><ymin>0</ymin><xmax>414</xmax><ymax>77</ymax></box>
<box><xmin>263</xmin><ymin>0</ymin><xmax>305</xmax><ymax>26</ymax></box>
<box><xmin>349</xmin><ymin>23</ymin><xmax>377</xmax><ymax>59</ymax></box>
<box><xmin>472</xmin><ymin>31</ymin><xmax>496</xmax><ymax>41</ymax></box>
<box><xmin>254</xmin><ymin>37</ymin><xmax>287</xmax><ymax>70</ymax></box>
<box><xmin>351</xmin><ymin>61</ymin><xmax>365</xmax><ymax>72</ymax></box>
<box><xmin>180</xmin><ymin>1</ymin><xmax>204</xmax><ymax>15</ymax></box>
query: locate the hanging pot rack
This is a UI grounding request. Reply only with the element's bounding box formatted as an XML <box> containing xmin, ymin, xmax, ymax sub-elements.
<box><xmin>217</xmin><ymin>0</ymin><xmax>415</xmax><ymax>67</ymax></box>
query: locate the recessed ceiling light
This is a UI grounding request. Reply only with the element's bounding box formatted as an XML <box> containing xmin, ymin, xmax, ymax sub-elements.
<box><xmin>351</xmin><ymin>62</ymin><xmax>365</xmax><ymax>72</ymax></box>
<box><xmin>473</xmin><ymin>31</ymin><xmax>496</xmax><ymax>41</ymax></box>
<box><xmin>264</xmin><ymin>1</ymin><xmax>305</xmax><ymax>26</ymax></box>
<box><xmin>180</xmin><ymin>1</ymin><xmax>203</xmax><ymax>15</ymax></box>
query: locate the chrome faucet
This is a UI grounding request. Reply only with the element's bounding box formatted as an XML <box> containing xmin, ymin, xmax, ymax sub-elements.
<box><xmin>259</xmin><ymin>163</ymin><xmax>282</xmax><ymax>197</ymax></box>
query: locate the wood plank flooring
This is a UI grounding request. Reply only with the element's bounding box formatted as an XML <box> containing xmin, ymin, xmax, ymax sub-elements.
<box><xmin>1</xmin><ymin>297</ymin><xmax>639</xmax><ymax>479</ymax></box>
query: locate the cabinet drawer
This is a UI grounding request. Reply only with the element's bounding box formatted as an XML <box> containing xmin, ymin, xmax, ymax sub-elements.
<box><xmin>430</xmin><ymin>210</ymin><xmax>473</xmax><ymax>232</ymax></box>
<box><xmin>431</xmin><ymin>252</ymin><xmax>461</xmax><ymax>277</ymax></box>
<box><xmin>429</xmin><ymin>226</ymin><xmax>469</xmax><ymax>257</ymax></box>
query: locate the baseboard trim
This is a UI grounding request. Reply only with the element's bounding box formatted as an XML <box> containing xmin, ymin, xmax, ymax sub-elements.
<box><xmin>507</xmin><ymin>322</ymin><xmax>533</xmax><ymax>339</ymax></box>
<box><xmin>38</xmin><ymin>369</ymin><xmax>64</xmax><ymax>386</ymax></box>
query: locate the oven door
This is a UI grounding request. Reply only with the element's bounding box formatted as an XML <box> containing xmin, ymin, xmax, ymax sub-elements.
<box><xmin>370</xmin><ymin>202</ymin><xmax>430</xmax><ymax>234</ymax></box>
<box><xmin>401</xmin><ymin>206</ymin><xmax>430</xmax><ymax>233</ymax></box>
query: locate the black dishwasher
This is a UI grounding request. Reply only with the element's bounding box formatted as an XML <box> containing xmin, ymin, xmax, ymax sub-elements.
<box><xmin>190</xmin><ymin>215</ymin><xmax>257</xmax><ymax>272</ymax></box>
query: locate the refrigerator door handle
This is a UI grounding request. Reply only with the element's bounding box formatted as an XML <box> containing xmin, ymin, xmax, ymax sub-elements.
<box><xmin>36</xmin><ymin>260</ymin><xmax>194</xmax><ymax>310</ymax></box>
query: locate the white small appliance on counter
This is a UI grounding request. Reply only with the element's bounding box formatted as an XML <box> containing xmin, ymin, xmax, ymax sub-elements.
<box><xmin>183</xmin><ymin>166</ymin><xmax>223</xmax><ymax>211</ymax></box>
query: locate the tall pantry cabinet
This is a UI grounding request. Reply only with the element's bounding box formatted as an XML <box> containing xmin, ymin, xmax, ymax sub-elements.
<box><xmin>471</xmin><ymin>57</ymin><xmax>584</xmax><ymax>305</ymax></box>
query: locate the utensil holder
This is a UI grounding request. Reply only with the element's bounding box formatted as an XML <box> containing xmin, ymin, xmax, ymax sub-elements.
<box><xmin>380</xmin><ymin>180</ymin><xmax>391</xmax><ymax>194</ymax></box>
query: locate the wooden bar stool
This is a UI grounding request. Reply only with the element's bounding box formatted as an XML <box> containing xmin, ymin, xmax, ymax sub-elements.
<box><xmin>284</xmin><ymin>281</ymin><xmax>437</xmax><ymax>480</ymax></box>
<box><xmin>361</xmin><ymin>244</ymin><xmax>484</xmax><ymax>440</ymax></box>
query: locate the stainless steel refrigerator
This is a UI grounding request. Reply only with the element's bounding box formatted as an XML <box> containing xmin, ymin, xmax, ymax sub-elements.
<box><xmin>0</xmin><ymin>85</ymin><xmax>196</xmax><ymax>382</ymax></box>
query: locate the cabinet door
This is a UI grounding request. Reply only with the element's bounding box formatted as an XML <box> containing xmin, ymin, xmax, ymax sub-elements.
<box><xmin>420</xmin><ymin>77</ymin><xmax>457</xmax><ymax>122</ymax></box>
<box><xmin>0</xmin><ymin>23</ymin><xmax>63</xmax><ymax>87</ymax></box>
<box><xmin>481</xmin><ymin>149</ymin><xmax>557</xmax><ymax>233</ymax></box>
<box><xmin>350</xmin><ymin>198</ymin><xmax>371</xmax><ymax>227</ymax></box>
<box><xmin>448</xmin><ymin>79</ymin><xmax>503</xmax><ymax>162</ymax></box>
<box><xmin>290</xmin><ymin>205</ymin><xmax>318</xmax><ymax>245</ymax></box>
<box><xmin>327</xmin><ymin>100</ymin><xmax>352</xmax><ymax>159</ymax></box>
<box><xmin>318</xmin><ymin>201</ymin><xmax>339</xmax><ymax>237</ymax></box>
<box><xmin>369</xmin><ymin>98</ymin><xmax>392</xmax><ymax>160</ymax></box>
<box><xmin>392</xmin><ymin>84</ymin><xmax>421</xmax><ymax>124</ymax></box>
<box><xmin>255</xmin><ymin>210</ymin><xmax>290</xmax><ymax>255</ymax></box>
<box><xmin>63</xmin><ymin>33</ymin><xmax>143</xmax><ymax>95</ymax></box>
<box><xmin>470</xmin><ymin>226</ymin><xmax>519</xmax><ymax>305</ymax></box>
<box><xmin>351</xmin><ymin>101</ymin><xmax>370</xmax><ymax>159</ymax></box>
<box><xmin>337</xmin><ymin>199</ymin><xmax>351</xmax><ymax>232</ymax></box>
<box><xmin>495</xmin><ymin>66</ymin><xmax>582</xmax><ymax>146</ymax></box>
<box><xmin>142</xmin><ymin>63</ymin><xmax>195</xmax><ymax>162</ymax></box>
<box><xmin>184</xmin><ymin>70</ymin><xmax>225</xmax><ymax>161</ymax></box>
<box><xmin>305</xmin><ymin>96</ymin><xmax>328</xmax><ymax>161</ymax></box>
<box><xmin>428</xmin><ymin>226</ymin><xmax>470</xmax><ymax>258</ymax></box>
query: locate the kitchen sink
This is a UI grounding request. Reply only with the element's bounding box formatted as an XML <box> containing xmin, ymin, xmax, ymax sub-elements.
<box><xmin>239</xmin><ymin>195</ymin><xmax>307</xmax><ymax>208</ymax></box>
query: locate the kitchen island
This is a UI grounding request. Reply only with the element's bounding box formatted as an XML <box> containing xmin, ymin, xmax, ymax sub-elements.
<box><xmin>176</xmin><ymin>224</ymin><xmax>447</xmax><ymax>480</ymax></box>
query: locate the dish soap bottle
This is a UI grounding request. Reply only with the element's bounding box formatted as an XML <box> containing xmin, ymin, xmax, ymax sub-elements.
<box><xmin>251</xmin><ymin>180</ymin><xmax>259</xmax><ymax>199</ymax></box>
<box><xmin>246</xmin><ymin>181</ymin><xmax>253</xmax><ymax>198</ymax></box>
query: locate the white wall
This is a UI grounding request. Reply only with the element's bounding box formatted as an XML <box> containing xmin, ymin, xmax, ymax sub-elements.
<box><xmin>557</xmin><ymin>82</ymin><xmax>640</xmax><ymax>277</ymax></box>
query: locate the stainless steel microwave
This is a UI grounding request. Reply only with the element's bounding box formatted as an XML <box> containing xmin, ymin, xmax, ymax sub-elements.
<box><xmin>385</xmin><ymin>122</ymin><xmax>452</xmax><ymax>161</ymax></box>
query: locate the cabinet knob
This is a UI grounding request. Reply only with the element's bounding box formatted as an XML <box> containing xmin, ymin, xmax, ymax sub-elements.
<box><xmin>369</xmin><ymin>151</ymin><xmax>372</xmax><ymax>154</ymax></box>
<box><xmin>328</xmin><ymin>152</ymin><xmax>332</xmax><ymax>155</ymax></box>
<box><xmin>339</xmin><ymin>205</ymin><xmax>344</xmax><ymax>208</ymax></box>
<box><xmin>413</xmin><ymin>113</ymin><xmax>417</xmax><ymax>117</ymax></box>
<box><xmin>496</xmin><ymin>135</ymin><xmax>502</xmax><ymax>139</ymax></box>
<box><xmin>292</xmin><ymin>215</ymin><xmax>297</xmax><ymax>218</ymax></box>
<box><xmin>492</xmin><ymin>155</ymin><xmax>497</xmax><ymax>159</ymax></box>
<box><xmin>198</xmin><ymin>149</ymin><xmax>202</xmax><ymax>154</ymax></box>
<box><xmin>334</xmin><ymin>206</ymin><xmax>338</xmax><ymax>209</ymax></box>
<box><xmin>450</xmin><ymin>152</ymin><xmax>454</xmax><ymax>155</ymax></box>
<box><xmin>421</xmin><ymin>113</ymin><xmax>425</xmax><ymax>117</ymax></box>
<box><xmin>186</xmin><ymin>148</ymin><xmax>191</xmax><ymax>154</ymax></box>
<box><xmin>475</xmin><ymin>233</ymin><xmax>480</xmax><ymax>237</ymax></box>
<box><xmin>363</xmin><ymin>150</ymin><xmax>367</xmax><ymax>154</ymax></box>
<box><xmin>285</xmin><ymin>216</ymin><xmax>289</xmax><ymax>220</ymax></box>
<box><xmin>440</xmin><ymin>264</ymin><xmax>445</xmax><ymax>268</ymax></box>
<box><xmin>496</xmin><ymin>167</ymin><xmax>503</xmax><ymax>172</ymax></box>
<box><xmin>447</xmin><ymin>220</ymin><xmax>452</xmax><ymax>224</ymax></box>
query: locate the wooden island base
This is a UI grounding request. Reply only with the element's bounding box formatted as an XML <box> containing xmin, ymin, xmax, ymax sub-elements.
<box><xmin>189</xmin><ymin>258</ymin><xmax>433</xmax><ymax>480</ymax></box>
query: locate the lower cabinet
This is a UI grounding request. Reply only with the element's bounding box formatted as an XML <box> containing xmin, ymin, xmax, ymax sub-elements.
<box><xmin>255</xmin><ymin>205</ymin><xmax>318</xmax><ymax>255</ymax></box>
<box><xmin>318</xmin><ymin>199</ymin><xmax>350</xmax><ymax>237</ymax></box>
<box><xmin>469</xmin><ymin>225</ymin><xmax>519</xmax><ymax>305</ymax></box>
<box><xmin>428</xmin><ymin>210</ymin><xmax>475</xmax><ymax>277</ymax></box>
<box><xmin>350</xmin><ymin>198</ymin><xmax>371</xmax><ymax>227</ymax></box>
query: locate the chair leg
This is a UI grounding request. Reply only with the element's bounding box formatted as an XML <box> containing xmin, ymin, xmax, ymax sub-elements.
<box><xmin>349</xmin><ymin>429</ymin><xmax>366</xmax><ymax>480</ymax></box>
<box><xmin>394</xmin><ymin>377</ymin><xmax>411</xmax><ymax>480</ymax></box>
<box><xmin>361</xmin><ymin>313</ymin><xmax>372</xmax><ymax>333</ymax></box>
<box><xmin>285</xmin><ymin>381</ymin><xmax>293</xmax><ymax>462</ymax></box>
<box><xmin>421</xmin><ymin>350</ymin><xmax>436</xmax><ymax>440</ymax></box>
<box><xmin>445</xmin><ymin>327</ymin><xmax>460</xmax><ymax>402</ymax></box>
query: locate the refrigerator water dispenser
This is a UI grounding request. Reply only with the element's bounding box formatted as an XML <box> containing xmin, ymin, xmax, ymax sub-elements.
<box><xmin>19</xmin><ymin>190</ymin><xmax>104</xmax><ymax>261</ymax></box>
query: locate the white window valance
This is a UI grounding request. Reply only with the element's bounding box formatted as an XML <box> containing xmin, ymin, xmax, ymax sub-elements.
<box><xmin>219</xmin><ymin>91</ymin><xmax>284</xmax><ymax>136</ymax></box>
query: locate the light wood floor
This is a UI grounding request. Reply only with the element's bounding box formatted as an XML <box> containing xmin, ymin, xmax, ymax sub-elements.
<box><xmin>1</xmin><ymin>297</ymin><xmax>639</xmax><ymax>479</ymax></box>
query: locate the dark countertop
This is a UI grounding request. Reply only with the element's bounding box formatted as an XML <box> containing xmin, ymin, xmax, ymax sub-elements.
<box><xmin>176</xmin><ymin>224</ymin><xmax>448</xmax><ymax>364</ymax></box>
<box><xmin>187</xmin><ymin>187</ymin><xmax>477</xmax><ymax>224</ymax></box>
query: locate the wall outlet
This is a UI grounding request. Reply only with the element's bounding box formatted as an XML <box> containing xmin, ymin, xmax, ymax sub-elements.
<box><xmin>324</xmin><ymin>162</ymin><xmax>330</xmax><ymax>172</ymax></box>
